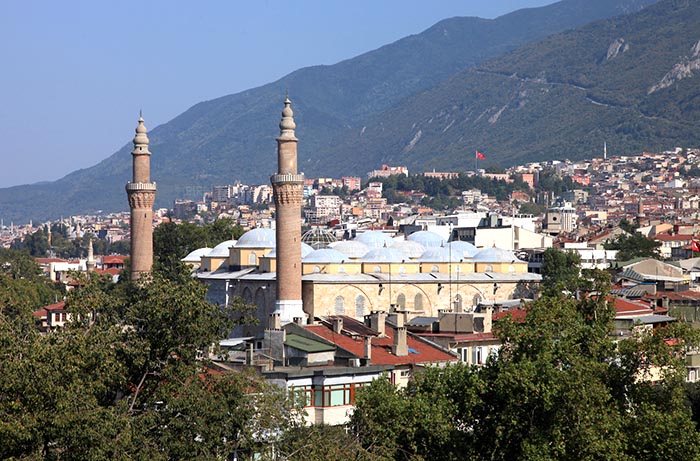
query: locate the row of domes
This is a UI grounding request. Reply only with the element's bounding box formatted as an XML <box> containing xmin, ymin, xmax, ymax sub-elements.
<box><xmin>183</xmin><ymin>228</ymin><xmax>523</xmax><ymax>264</ymax></box>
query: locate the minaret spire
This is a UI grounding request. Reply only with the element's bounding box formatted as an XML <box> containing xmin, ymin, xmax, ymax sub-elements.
<box><xmin>86</xmin><ymin>237</ymin><xmax>95</xmax><ymax>272</ymax></box>
<box><xmin>126</xmin><ymin>113</ymin><xmax>156</xmax><ymax>281</ymax></box>
<box><xmin>271</xmin><ymin>95</ymin><xmax>305</xmax><ymax>324</ymax></box>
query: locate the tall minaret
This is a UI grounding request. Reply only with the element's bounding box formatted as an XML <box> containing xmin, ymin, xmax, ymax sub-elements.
<box><xmin>126</xmin><ymin>114</ymin><xmax>156</xmax><ymax>281</ymax></box>
<box><xmin>86</xmin><ymin>238</ymin><xmax>95</xmax><ymax>272</ymax></box>
<box><xmin>270</xmin><ymin>96</ymin><xmax>305</xmax><ymax>324</ymax></box>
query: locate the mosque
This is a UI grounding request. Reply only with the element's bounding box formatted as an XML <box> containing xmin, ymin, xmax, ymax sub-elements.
<box><xmin>168</xmin><ymin>98</ymin><xmax>543</xmax><ymax>336</ymax></box>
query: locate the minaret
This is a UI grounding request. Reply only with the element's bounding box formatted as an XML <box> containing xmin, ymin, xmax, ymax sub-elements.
<box><xmin>270</xmin><ymin>96</ymin><xmax>305</xmax><ymax>324</ymax></box>
<box><xmin>86</xmin><ymin>238</ymin><xmax>95</xmax><ymax>272</ymax></box>
<box><xmin>126</xmin><ymin>114</ymin><xmax>156</xmax><ymax>281</ymax></box>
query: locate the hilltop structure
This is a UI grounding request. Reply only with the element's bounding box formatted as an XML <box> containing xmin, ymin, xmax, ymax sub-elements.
<box><xmin>125</xmin><ymin>114</ymin><xmax>156</xmax><ymax>281</ymax></box>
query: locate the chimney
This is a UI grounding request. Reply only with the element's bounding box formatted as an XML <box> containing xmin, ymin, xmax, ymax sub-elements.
<box><xmin>332</xmin><ymin>317</ymin><xmax>343</xmax><ymax>334</ymax></box>
<box><xmin>293</xmin><ymin>316</ymin><xmax>304</xmax><ymax>326</ymax></box>
<box><xmin>245</xmin><ymin>342</ymin><xmax>254</xmax><ymax>365</ymax></box>
<box><xmin>269</xmin><ymin>313</ymin><xmax>281</xmax><ymax>330</ymax></box>
<box><xmin>392</xmin><ymin>326</ymin><xmax>408</xmax><ymax>357</ymax></box>
<box><xmin>364</xmin><ymin>336</ymin><xmax>372</xmax><ymax>364</ymax></box>
<box><xmin>388</xmin><ymin>312</ymin><xmax>404</xmax><ymax>328</ymax></box>
<box><xmin>367</xmin><ymin>311</ymin><xmax>386</xmax><ymax>336</ymax></box>
<box><xmin>483</xmin><ymin>306</ymin><xmax>493</xmax><ymax>334</ymax></box>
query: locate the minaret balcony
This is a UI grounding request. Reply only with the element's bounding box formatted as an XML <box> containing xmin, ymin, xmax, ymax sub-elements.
<box><xmin>270</xmin><ymin>173</ymin><xmax>304</xmax><ymax>185</ymax></box>
<box><xmin>126</xmin><ymin>182</ymin><xmax>157</xmax><ymax>192</ymax></box>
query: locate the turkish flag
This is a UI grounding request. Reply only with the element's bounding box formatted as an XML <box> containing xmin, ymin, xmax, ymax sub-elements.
<box><xmin>692</xmin><ymin>240</ymin><xmax>700</xmax><ymax>252</ymax></box>
<box><xmin>476</xmin><ymin>151</ymin><xmax>485</xmax><ymax>160</ymax></box>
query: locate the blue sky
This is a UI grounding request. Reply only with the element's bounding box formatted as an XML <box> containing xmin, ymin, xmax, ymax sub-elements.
<box><xmin>0</xmin><ymin>0</ymin><xmax>554</xmax><ymax>188</ymax></box>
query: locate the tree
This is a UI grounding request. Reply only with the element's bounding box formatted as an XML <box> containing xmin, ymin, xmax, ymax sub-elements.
<box><xmin>0</xmin><ymin>264</ymin><xmax>291</xmax><ymax>460</ymax></box>
<box><xmin>540</xmin><ymin>247</ymin><xmax>583</xmax><ymax>296</ymax></box>
<box><xmin>603</xmin><ymin>232</ymin><xmax>661</xmax><ymax>261</ymax></box>
<box><xmin>351</xmin><ymin>271</ymin><xmax>700</xmax><ymax>460</ymax></box>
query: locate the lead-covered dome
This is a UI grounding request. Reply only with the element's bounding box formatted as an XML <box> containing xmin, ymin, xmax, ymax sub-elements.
<box><xmin>418</xmin><ymin>247</ymin><xmax>462</xmax><ymax>262</ymax></box>
<box><xmin>303</xmin><ymin>248</ymin><xmax>348</xmax><ymax>263</ymax></box>
<box><xmin>182</xmin><ymin>247</ymin><xmax>212</xmax><ymax>263</ymax></box>
<box><xmin>361</xmin><ymin>247</ymin><xmax>405</xmax><ymax>263</ymax></box>
<box><xmin>408</xmin><ymin>230</ymin><xmax>445</xmax><ymax>248</ymax></box>
<box><xmin>447</xmin><ymin>240</ymin><xmax>479</xmax><ymax>258</ymax></box>
<box><xmin>263</xmin><ymin>242</ymin><xmax>314</xmax><ymax>259</ymax></box>
<box><xmin>329</xmin><ymin>240</ymin><xmax>370</xmax><ymax>259</ymax></box>
<box><xmin>355</xmin><ymin>230</ymin><xmax>395</xmax><ymax>249</ymax></box>
<box><xmin>391</xmin><ymin>240</ymin><xmax>426</xmax><ymax>259</ymax></box>
<box><xmin>235</xmin><ymin>228</ymin><xmax>276</xmax><ymax>248</ymax></box>
<box><xmin>207</xmin><ymin>240</ymin><xmax>237</xmax><ymax>257</ymax></box>
<box><xmin>471</xmin><ymin>247</ymin><xmax>522</xmax><ymax>263</ymax></box>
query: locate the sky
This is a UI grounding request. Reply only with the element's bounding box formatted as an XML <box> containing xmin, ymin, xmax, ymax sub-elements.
<box><xmin>0</xmin><ymin>0</ymin><xmax>555</xmax><ymax>188</ymax></box>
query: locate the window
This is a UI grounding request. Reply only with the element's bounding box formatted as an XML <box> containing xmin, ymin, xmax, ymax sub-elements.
<box><xmin>248</xmin><ymin>252</ymin><xmax>257</xmax><ymax>265</ymax></box>
<box><xmin>414</xmin><ymin>293</ymin><xmax>423</xmax><ymax>311</ymax></box>
<box><xmin>313</xmin><ymin>265</ymin><xmax>321</xmax><ymax>273</ymax></box>
<box><xmin>399</xmin><ymin>265</ymin><xmax>406</xmax><ymax>274</ymax></box>
<box><xmin>374</xmin><ymin>266</ymin><xmax>381</xmax><ymax>273</ymax></box>
<box><xmin>485</xmin><ymin>265</ymin><xmax>493</xmax><ymax>272</ymax></box>
<box><xmin>396</xmin><ymin>293</ymin><xmax>406</xmax><ymax>309</ymax></box>
<box><xmin>431</xmin><ymin>265</ymin><xmax>439</xmax><ymax>273</ymax></box>
<box><xmin>313</xmin><ymin>384</ymin><xmax>356</xmax><ymax>407</ymax></box>
<box><xmin>472</xmin><ymin>346</ymin><xmax>483</xmax><ymax>365</ymax></box>
<box><xmin>334</xmin><ymin>296</ymin><xmax>345</xmax><ymax>315</ymax></box>
<box><xmin>291</xmin><ymin>386</ymin><xmax>313</xmax><ymax>407</ymax></box>
<box><xmin>454</xmin><ymin>294</ymin><xmax>463</xmax><ymax>312</ymax></box>
<box><xmin>355</xmin><ymin>295</ymin><xmax>366</xmax><ymax>319</ymax></box>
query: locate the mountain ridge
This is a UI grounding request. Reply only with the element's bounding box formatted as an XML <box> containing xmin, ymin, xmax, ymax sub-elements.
<box><xmin>0</xmin><ymin>0</ymin><xmax>659</xmax><ymax>222</ymax></box>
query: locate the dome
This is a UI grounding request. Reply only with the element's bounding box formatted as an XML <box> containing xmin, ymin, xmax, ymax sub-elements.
<box><xmin>263</xmin><ymin>243</ymin><xmax>314</xmax><ymax>259</ymax></box>
<box><xmin>447</xmin><ymin>240</ymin><xmax>479</xmax><ymax>258</ymax></box>
<box><xmin>361</xmin><ymin>247</ymin><xmax>405</xmax><ymax>263</ymax></box>
<box><xmin>391</xmin><ymin>240</ymin><xmax>426</xmax><ymax>259</ymax></box>
<box><xmin>235</xmin><ymin>228</ymin><xmax>276</xmax><ymax>248</ymax></box>
<box><xmin>418</xmin><ymin>247</ymin><xmax>461</xmax><ymax>263</ymax></box>
<box><xmin>329</xmin><ymin>240</ymin><xmax>370</xmax><ymax>259</ymax></box>
<box><xmin>303</xmin><ymin>248</ymin><xmax>348</xmax><ymax>263</ymax></box>
<box><xmin>302</xmin><ymin>227</ymin><xmax>338</xmax><ymax>250</ymax></box>
<box><xmin>182</xmin><ymin>247</ymin><xmax>212</xmax><ymax>263</ymax></box>
<box><xmin>207</xmin><ymin>240</ymin><xmax>237</xmax><ymax>257</ymax></box>
<box><xmin>471</xmin><ymin>247</ymin><xmax>522</xmax><ymax>263</ymax></box>
<box><xmin>355</xmin><ymin>230</ymin><xmax>395</xmax><ymax>249</ymax></box>
<box><xmin>408</xmin><ymin>230</ymin><xmax>445</xmax><ymax>248</ymax></box>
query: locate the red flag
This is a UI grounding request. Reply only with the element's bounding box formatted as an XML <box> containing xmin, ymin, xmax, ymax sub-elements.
<box><xmin>476</xmin><ymin>151</ymin><xmax>485</xmax><ymax>160</ymax></box>
<box><xmin>692</xmin><ymin>240</ymin><xmax>700</xmax><ymax>252</ymax></box>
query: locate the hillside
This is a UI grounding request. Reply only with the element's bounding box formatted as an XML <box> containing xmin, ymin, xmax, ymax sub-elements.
<box><xmin>0</xmin><ymin>0</ymin><xmax>658</xmax><ymax>222</ymax></box>
<box><xmin>329</xmin><ymin>0</ymin><xmax>700</xmax><ymax>173</ymax></box>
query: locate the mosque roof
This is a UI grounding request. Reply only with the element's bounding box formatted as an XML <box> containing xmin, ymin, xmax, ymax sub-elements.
<box><xmin>361</xmin><ymin>247</ymin><xmax>406</xmax><ymax>263</ymax></box>
<box><xmin>182</xmin><ymin>247</ymin><xmax>213</xmax><ymax>262</ymax></box>
<box><xmin>262</xmin><ymin>242</ymin><xmax>314</xmax><ymax>259</ymax></box>
<box><xmin>301</xmin><ymin>227</ymin><xmax>338</xmax><ymax>250</ymax></box>
<box><xmin>354</xmin><ymin>230</ymin><xmax>395</xmax><ymax>249</ymax></box>
<box><xmin>471</xmin><ymin>247</ymin><xmax>523</xmax><ymax>263</ymax></box>
<box><xmin>418</xmin><ymin>247</ymin><xmax>462</xmax><ymax>263</ymax></box>
<box><xmin>391</xmin><ymin>240</ymin><xmax>426</xmax><ymax>259</ymax></box>
<box><xmin>408</xmin><ymin>230</ymin><xmax>445</xmax><ymax>248</ymax></box>
<box><xmin>303</xmin><ymin>248</ymin><xmax>348</xmax><ymax>263</ymax></box>
<box><xmin>329</xmin><ymin>240</ymin><xmax>370</xmax><ymax>259</ymax></box>
<box><xmin>207</xmin><ymin>240</ymin><xmax>237</xmax><ymax>257</ymax></box>
<box><xmin>235</xmin><ymin>228</ymin><xmax>276</xmax><ymax>248</ymax></box>
<box><xmin>447</xmin><ymin>240</ymin><xmax>479</xmax><ymax>258</ymax></box>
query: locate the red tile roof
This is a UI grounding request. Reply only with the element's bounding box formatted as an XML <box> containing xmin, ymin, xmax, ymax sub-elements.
<box><xmin>102</xmin><ymin>255</ymin><xmax>126</xmax><ymax>264</ymax></box>
<box><xmin>43</xmin><ymin>301</ymin><xmax>66</xmax><ymax>312</ymax></box>
<box><xmin>614</xmin><ymin>297</ymin><xmax>653</xmax><ymax>316</ymax></box>
<box><xmin>306</xmin><ymin>317</ymin><xmax>455</xmax><ymax>366</ymax></box>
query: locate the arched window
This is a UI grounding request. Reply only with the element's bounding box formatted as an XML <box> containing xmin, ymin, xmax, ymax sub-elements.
<box><xmin>399</xmin><ymin>265</ymin><xmax>406</xmax><ymax>274</ymax></box>
<box><xmin>338</xmin><ymin>265</ymin><xmax>346</xmax><ymax>274</ymax></box>
<box><xmin>485</xmin><ymin>264</ymin><xmax>493</xmax><ymax>272</ymax></box>
<box><xmin>374</xmin><ymin>266</ymin><xmax>382</xmax><ymax>273</ymax></box>
<box><xmin>472</xmin><ymin>294</ymin><xmax>482</xmax><ymax>308</ymax></box>
<box><xmin>396</xmin><ymin>293</ymin><xmax>406</xmax><ymax>309</ymax></box>
<box><xmin>248</xmin><ymin>252</ymin><xmax>257</xmax><ymax>266</ymax></box>
<box><xmin>454</xmin><ymin>294</ymin><xmax>463</xmax><ymax>312</ymax></box>
<box><xmin>355</xmin><ymin>295</ymin><xmax>366</xmax><ymax>319</ymax></box>
<box><xmin>334</xmin><ymin>296</ymin><xmax>345</xmax><ymax>316</ymax></box>
<box><xmin>255</xmin><ymin>288</ymin><xmax>266</xmax><ymax>313</ymax></box>
<box><xmin>508</xmin><ymin>264</ymin><xmax>516</xmax><ymax>273</ymax></box>
<box><xmin>431</xmin><ymin>265</ymin><xmax>439</xmax><ymax>273</ymax></box>
<box><xmin>414</xmin><ymin>293</ymin><xmax>424</xmax><ymax>311</ymax></box>
<box><xmin>242</xmin><ymin>287</ymin><xmax>253</xmax><ymax>304</ymax></box>
<box><xmin>313</xmin><ymin>265</ymin><xmax>321</xmax><ymax>273</ymax></box>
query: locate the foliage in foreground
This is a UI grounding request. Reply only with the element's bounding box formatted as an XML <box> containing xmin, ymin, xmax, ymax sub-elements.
<box><xmin>0</xmin><ymin>266</ymin><xmax>296</xmax><ymax>460</ymax></box>
<box><xmin>351</xmin><ymin>273</ymin><xmax>700</xmax><ymax>460</ymax></box>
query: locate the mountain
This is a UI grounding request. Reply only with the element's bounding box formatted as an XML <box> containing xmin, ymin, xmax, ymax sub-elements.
<box><xmin>329</xmin><ymin>0</ymin><xmax>700</xmax><ymax>173</ymax></box>
<box><xmin>1</xmin><ymin>0</ymin><xmax>658</xmax><ymax>222</ymax></box>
